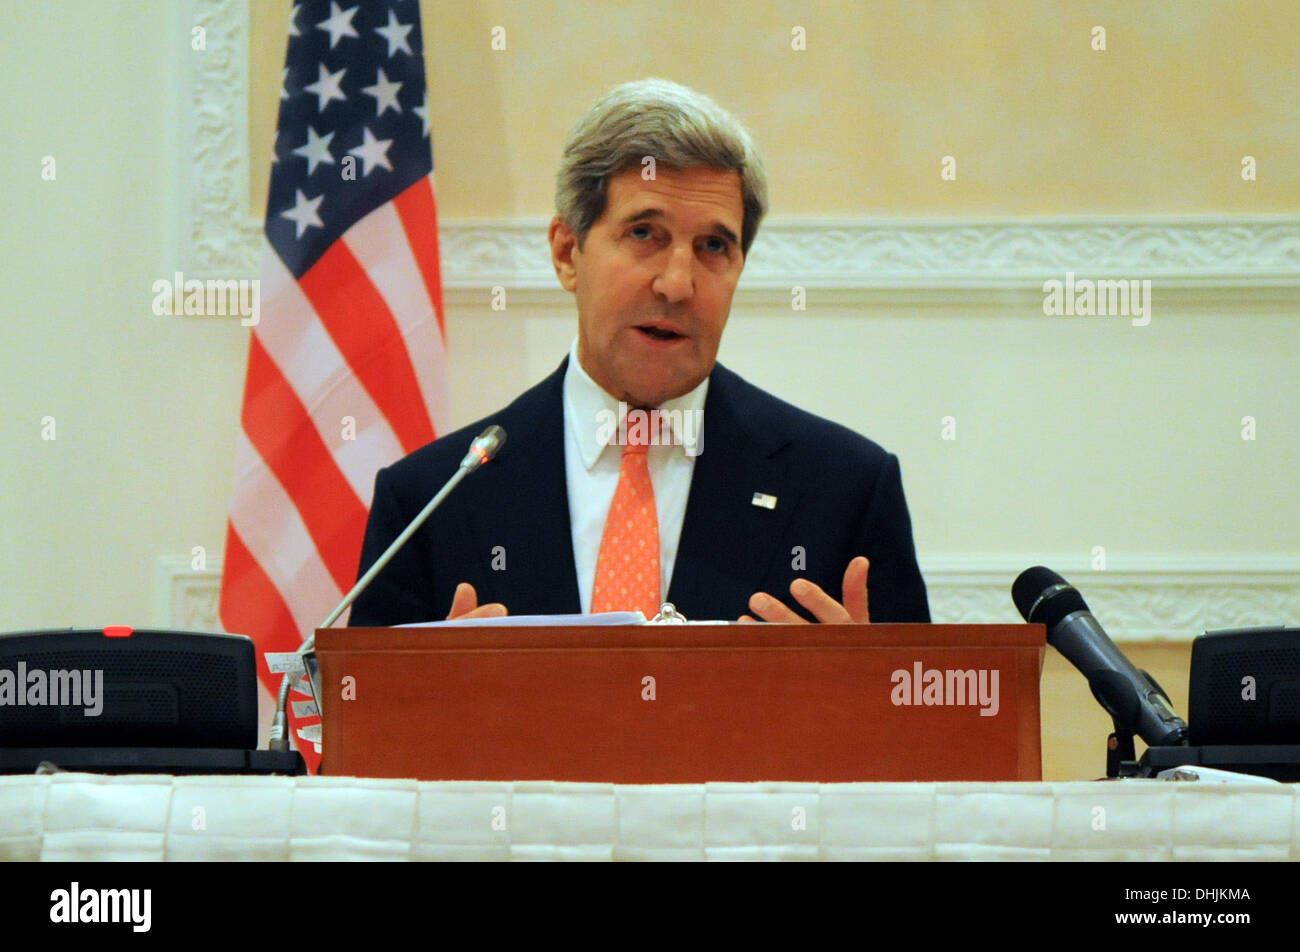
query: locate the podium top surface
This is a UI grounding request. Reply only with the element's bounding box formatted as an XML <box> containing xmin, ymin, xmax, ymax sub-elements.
<box><xmin>317</xmin><ymin>623</ymin><xmax>1044</xmax><ymax>652</ymax></box>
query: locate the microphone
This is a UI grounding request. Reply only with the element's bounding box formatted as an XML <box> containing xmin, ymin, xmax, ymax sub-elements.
<box><xmin>458</xmin><ymin>425</ymin><xmax>507</xmax><ymax>474</ymax></box>
<box><xmin>267</xmin><ymin>425</ymin><xmax>508</xmax><ymax>752</ymax></box>
<box><xmin>1012</xmin><ymin>566</ymin><xmax>1188</xmax><ymax>748</ymax></box>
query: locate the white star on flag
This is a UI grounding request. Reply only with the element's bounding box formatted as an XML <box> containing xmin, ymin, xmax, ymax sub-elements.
<box><xmin>414</xmin><ymin>93</ymin><xmax>430</xmax><ymax>137</ymax></box>
<box><xmin>280</xmin><ymin>67</ymin><xmax>290</xmax><ymax>101</ymax></box>
<box><xmin>292</xmin><ymin>126</ymin><xmax>336</xmax><ymax>175</ymax></box>
<box><xmin>281</xmin><ymin>188</ymin><xmax>324</xmax><ymax>238</ymax></box>
<box><xmin>362</xmin><ymin>68</ymin><xmax>403</xmax><ymax>118</ymax></box>
<box><xmin>347</xmin><ymin>127</ymin><xmax>394</xmax><ymax>176</ymax></box>
<box><xmin>374</xmin><ymin>9</ymin><xmax>414</xmax><ymax>57</ymax></box>
<box><xmin>316</xmin><ymin>2</ymin><xmax>360</xmax><ymax>49</ymax></box>
<box><xmin>287</xmin><ymin>4</ymin><xmax>301</xmax><ymax>38</ymax></box>
<box><xmin>303</xmin><ymin>62</ymin><xmax>347</xmax><ymax>112</ymax></box>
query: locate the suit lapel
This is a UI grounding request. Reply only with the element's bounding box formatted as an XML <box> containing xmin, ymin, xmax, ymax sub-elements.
<box><xmin>477</xmin><ymin>359</ymin><xmax>582</xmax><ymax>614</ymax></box>
<box><xmin>667</xmin><ymin>364</ymin><xmax>803</xmax><ymax>620</ymax></box>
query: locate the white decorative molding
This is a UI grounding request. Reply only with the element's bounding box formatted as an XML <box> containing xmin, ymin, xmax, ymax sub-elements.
<box><xmin>163</xmin><ymin>553</ymin><xmax>1299</xmax><ymax>642</ymax></box>
<box><xmin>179</xmin><ymin>0</ymin><xmax>260</xmax><ymax>279</ymax></box>
<box><xmin>155</xmin><ymin>555</ymin><xmax>224</xmax><ymax>632</ymax></box>
<box><xmin>184</xmin><ymin>0</ymin><xmax>1300</xmax><ymax>302</ymax></box>
<box><xmin>435</xmin><ymin>217</ymin><xmax>1300</xmax><ymax>295</ymax></box>
<box><xmin>921</xmin><ymin>556</ymin><xmax>1300</xmax><ymax>641</ymax></box>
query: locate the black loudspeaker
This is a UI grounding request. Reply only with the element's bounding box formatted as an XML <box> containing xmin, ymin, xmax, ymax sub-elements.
<box><xmin>0</xmin><ymin>627</ymin><xmax>303</xmax><ymax>774</ymax></box>
<box><xmin>1139</xmin><ymin>626</ymin><xmax>1300</xmax><ymax>781</ymax></box>
<box><xmin>0</xmin><ymin>627</ymin><xmax>257</xmax><ymax>748</ymax></box>
<box><xmin>1188</xmin><ymin>626</ymin><xmax>1300</xmax><ymax>746</ymax></box>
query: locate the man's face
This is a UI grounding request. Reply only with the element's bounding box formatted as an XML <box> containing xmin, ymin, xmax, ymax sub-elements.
<box><xmin>549</xmin><ymin>165</ymin><xmax>746</xmax><ymax>408</ymax></box>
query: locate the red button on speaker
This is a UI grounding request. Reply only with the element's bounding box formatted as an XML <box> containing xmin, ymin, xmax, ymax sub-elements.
<box><xmin>103</xmin><ymin>625</ymin><xmax>134</xmax><ymax>638</ymax></box>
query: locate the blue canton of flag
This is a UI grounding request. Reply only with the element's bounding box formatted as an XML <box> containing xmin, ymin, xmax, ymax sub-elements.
<box><xmin>268</xmin><ymin>1</ymin><xmax>433</xmax><ymax>278</ymax></box>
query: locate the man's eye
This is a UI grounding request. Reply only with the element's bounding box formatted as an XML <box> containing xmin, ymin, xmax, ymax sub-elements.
<box><xmin>703</xmin><ymin>237</ymin><xmax>729</xmax><ymax>254</ymax></box>
<box><xmin>629</xmin><ymin>225</ymin><xmax>653</xmax><ymax>240</ymax></box>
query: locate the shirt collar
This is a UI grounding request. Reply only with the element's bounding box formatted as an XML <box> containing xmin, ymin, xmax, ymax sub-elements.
<box><xmin>563</xmin><ymin>336</ymin><xmax>709</xmax><ymax>471</ymax></box>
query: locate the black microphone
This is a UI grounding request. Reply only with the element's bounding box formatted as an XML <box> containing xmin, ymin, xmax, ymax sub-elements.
<box><xmin>267</xmin><ymin>425</ymin><xmax>508</xmax><ymax>753</ymax></box>
<box><xmin>1012</xmin><ymin>566</ymin><xmax>1188</xmax><ymax>747</ymax></box>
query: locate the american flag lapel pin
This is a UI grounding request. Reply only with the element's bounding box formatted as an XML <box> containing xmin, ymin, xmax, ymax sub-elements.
<box><xmin>751</xmin><ymin>492</ymin><xmax>778</xmax><ymax>510</ymax></box>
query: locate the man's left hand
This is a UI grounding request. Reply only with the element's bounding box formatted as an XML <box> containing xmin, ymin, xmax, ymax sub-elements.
<box><xmin>739</xmin><ymin>556</ymin><xmax>870</xmax><ymax>624</ymax></box>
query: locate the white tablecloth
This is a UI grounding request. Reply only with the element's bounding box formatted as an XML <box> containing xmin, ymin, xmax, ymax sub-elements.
<box><xmin>1</xmin><ymin>773</ymin><xmax>1295</xmax><ymax>861</ymax></box>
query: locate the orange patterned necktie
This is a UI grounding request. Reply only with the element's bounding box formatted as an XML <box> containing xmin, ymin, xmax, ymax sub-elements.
<box><xmin>590</xmin><ymin>422</ymin><xmax>661</xmax><ymax>618</ymax></box>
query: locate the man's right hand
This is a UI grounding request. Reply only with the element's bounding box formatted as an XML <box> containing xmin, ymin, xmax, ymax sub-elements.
<box><xmin>446</xmin><ymin>582</ymin><xmax>508</xmax><ymax>620</ymax></box>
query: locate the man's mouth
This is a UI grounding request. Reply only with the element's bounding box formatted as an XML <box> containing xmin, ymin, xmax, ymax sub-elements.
<box><xmin>636</xmin><ymin>323</ymin><xmax>685</xmax><ymax>342</ymax></box>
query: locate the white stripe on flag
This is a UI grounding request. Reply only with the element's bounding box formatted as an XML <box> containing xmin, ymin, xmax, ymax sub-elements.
<box><xmin>229</xmin><ymin>431</ymin><xmax>344</xmax><ymax>640</ymax></box>
<box><xmin>257</xmin><ymin>240</ymin><xmax>405</xmax><ymax>507</ymax></box>
<box><xmin>342</xmin><ymin>201</ymin><xmax>450</xmax><ymax>436</ymax></box>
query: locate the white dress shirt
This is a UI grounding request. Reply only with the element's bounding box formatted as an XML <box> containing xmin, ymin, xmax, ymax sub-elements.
<box><xmin>563</xmin><ymin>337</ymin><xmax>708</xmax><ymax>614</ymax></box>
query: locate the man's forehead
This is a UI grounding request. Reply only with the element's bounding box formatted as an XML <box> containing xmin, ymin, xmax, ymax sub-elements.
<box><xmin>604</xmin><ymin>166</ymin><xmax>743</xmax><ymax>230</ymax></box>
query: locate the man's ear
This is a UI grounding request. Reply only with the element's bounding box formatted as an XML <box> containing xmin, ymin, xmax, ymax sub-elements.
<box><xmin>548</xmin><ymin>216</ymin><xmax>579</xmax><ymax>292</ymax></box>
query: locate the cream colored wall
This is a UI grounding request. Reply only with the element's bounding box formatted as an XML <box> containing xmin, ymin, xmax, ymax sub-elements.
<box><xmin>251</xmin><ymin>0</ymin><xmax>1300</xmax><ymax>215</ymax></box>
<box><xmin>2</xmin><ymin>1</ymin><xmax>248</xmax><ymax>631</ymax></box>
<box><xmin>3</xmin><ymin>1</ymin><xmax>1296</xmax><ymax>779</ymax></box>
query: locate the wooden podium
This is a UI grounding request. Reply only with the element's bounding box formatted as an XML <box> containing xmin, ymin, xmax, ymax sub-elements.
<box><xmin>316</xmin><ymin>624</ymin><xmax>1044</xmax><ymax>783</ymax></box>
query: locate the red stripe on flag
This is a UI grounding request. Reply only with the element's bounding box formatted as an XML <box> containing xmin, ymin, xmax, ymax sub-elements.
<box><xmin>218</xmin><ymin>523</ymin><xmax>321</xmax><ymax>773</ymax></box>
<box><xmin>298</xmin><ymin>242</ymin><xmax>437</xmax><ymax>454</ymax></box>
<box><xmin>392</xmin><ymin>176</ymin><xmax>446</xmax><ymax>340</ymax></box>
<box><xmin>240</xmin><ymin>335</ymin><xmax>368</xmax><ymax>592</ymax></box>
<box><xmin>218</xmin><ymin>523</ymin><xmax>305</xmax><ymax>660</ymax></box>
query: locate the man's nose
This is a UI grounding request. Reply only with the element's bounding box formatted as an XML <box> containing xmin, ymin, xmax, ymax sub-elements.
<box><xmin>652</xmin><ymin>243</ymin><xmax>693</xmax><ymax>302</ymax></box>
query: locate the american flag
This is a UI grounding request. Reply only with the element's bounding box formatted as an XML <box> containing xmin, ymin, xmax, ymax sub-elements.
<box><xmin>219</xmin><ymin>0</ymin><xmax>448</xmax><ymax>769</ymax></box>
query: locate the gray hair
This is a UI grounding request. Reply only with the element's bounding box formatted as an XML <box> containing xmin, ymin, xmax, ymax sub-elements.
<box><xmin>555</xmin><ymin>78</ymin><xmax>769</xmax><ymax>256</ymax></box>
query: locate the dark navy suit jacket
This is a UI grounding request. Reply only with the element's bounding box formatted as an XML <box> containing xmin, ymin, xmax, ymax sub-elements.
<box><xmin>350</xmin><ymin>358</ymin><xmax>930</xmax><ymax>625</ymax></box>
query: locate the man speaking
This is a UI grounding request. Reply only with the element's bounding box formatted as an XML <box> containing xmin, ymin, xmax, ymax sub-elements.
<box><xmin>350</xmin><ymin>78</ymin><xmax>929</xmax><ymax>626</ymax></box>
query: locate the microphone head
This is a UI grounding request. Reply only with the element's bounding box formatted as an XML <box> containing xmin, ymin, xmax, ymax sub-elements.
<box><xmin>460</xmin><ymin>425</ymin><xmax>508</xmax><ymax>472</ymax></box>
<box><xmin>474</xmin><ymin>424</ymin><xmax>507</xmax><ymax>461</ymax></box>
<box><xmin>1011</xmin><ymin>565</ymin><xmax>1090</xmax><ymax>625</ymax></box>
<box><xmin>1011</xmin><ymin>566</ymin><xmax>1064</xmax><ymax>618</ymax></box>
